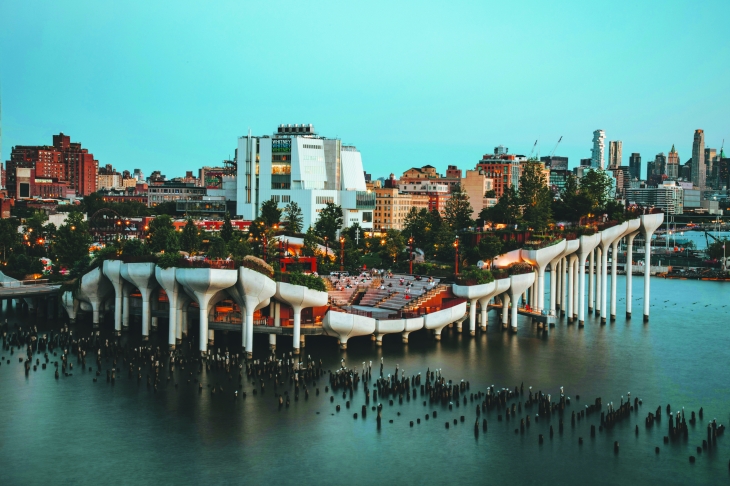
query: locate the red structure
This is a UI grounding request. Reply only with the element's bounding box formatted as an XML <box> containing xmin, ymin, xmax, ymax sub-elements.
<box><xmin>5</xmin><ymin>132</ymin><xmax>98</xmax><ymax>199</ymax></box>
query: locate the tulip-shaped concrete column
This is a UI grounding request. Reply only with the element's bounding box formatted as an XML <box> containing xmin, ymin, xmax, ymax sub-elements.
<box><xmin>548</xmin><ymin>240</ymin><xmax>579</xmax><ymax>316</ymax></box>
<box><xmin>229</xmin><ymin>268</ymin><xmax>276</xmax><ymax>358</ymax></box>
<box><xmin>155</xmin><ymin>266</ymin><xmax>182</xmax><ymax>350</ymax></box>
<box><xmin>102</xmin><ymin>260</ymin><xmax>125</xmax><ymax>335</ymax></box>
<box><xmin>176</xmin><ymin>294</ymin><xmax>192</xmax><ymax>341</ymax></box>
<box><xmin>576</xmin><ymin>234</ymin><xmax>600</xmax><ymax>326</ymax></box>
<box><xmin>521</xmin><ymin>240</ymin><xmax>566</xmax><ymax>313</ymax></box>
<box><xmin>275</xmin><ymin>281</ymin><xmax>329</xmax><ymax>354</ymax></box>
<box><xmin>566</xmin><ymin>255</ymin><xmax>577</xmax><ymax>322</ymax></box>
<box><xmin>597</xmin><ymin>225</ymin><xmax>624</xmax><ymax>324</ymax></box>
<box><xmin>640</xmin><ymin>213</ymin><xmax>664</xmax><ymax>321</ymax></box>
<box><xmin>588</xmin><ymin>249</ymin><xmax>595</xmax><ymax>312</ymax></box>
<box><xmin>477</xmin><ymin>278</ymin><xmax>510</xmax><ymax>330</ymax></box>
<box><xmin>453</xmin><ymin>281</ymin><xmax>497</xmax><ymax>335</ymax></box>
<box><xmin>77</xmin><ymin>267</ymin><xmax>114</xmax><ymax>328</ymax></box>
<box><xmin>612</xmin><ymin>220</ymin><xmax>640</xmax><ymax>320</ymax></box>
<box><xmin>121</xmin><ymin>262</ymin><xmax>158</xmax><ymax>340</ymax></box>
<box><xmin>507</xmin><ymin>272</ymin><xmax>535</xmax><ymax>331</ymax></box>
<box><xmin>61</xmin><ymin>291</ymin><xmax>79</xmax><ymax>323</ymax></box>
<box><xmin>177</xmin><ymin>268</ymin><xmax>238</xmax><ymax>354</ymax></box>
<box><xmin>625</xmin><ymin>230</ymin><xmax>639</xmax><ymax>318</ymax></box>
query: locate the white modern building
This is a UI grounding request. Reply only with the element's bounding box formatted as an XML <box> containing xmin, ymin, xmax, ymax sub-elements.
<box><xmin>626</xmin><ymin>181</ymin><xmax>684</xmax><ymax>215</ymax></box>
<box><xmin>592</xmin><ymin>130</ymin><xmax>606</xmax><ymax>169</ymax></box>
<box><xmin>236</xmin><ymin>124</ymin><xmax>375</xmax><ymax>231</ymax></box>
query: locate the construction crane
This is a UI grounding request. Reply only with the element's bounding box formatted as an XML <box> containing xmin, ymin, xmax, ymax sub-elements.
<box><xmin>528</xmin><ymin>140</ymin><xmax>538</xmax><ymax>158</ymax></box>
<box><xmin>550</xmin><ymin>136</ymin><xmax>563</xmax><ymax>157</ymax></box>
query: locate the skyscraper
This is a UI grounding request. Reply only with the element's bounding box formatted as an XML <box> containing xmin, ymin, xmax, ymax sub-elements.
<box><xmin>608</xmin><ymin>140</ymin><xmax>622</xmax><ymax>168</ymax></box>
<box><xmin>629</xmin><ymin>153</ymin><xmax>641</xmax><ymax>180</ymax></box>
<box><xmin>591</xmin><ymin>130</ymin><xmax>606</xmax><ymax>169</ymax></box>
<box><xmin>691</xmin><ymin>129</ymin><xmax>705</xmax><ymax>189</ymax></box>
<box><xmin>666</xmin><ymin>145</ymin><xmax>680</xmax><ymax>180</ymax></box>
<box><xmin>705</xmin><ymin>148</ymin><xmax>717</xmax><ymax>188</ymax></box>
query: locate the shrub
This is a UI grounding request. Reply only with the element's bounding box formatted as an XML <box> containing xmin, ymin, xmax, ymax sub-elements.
<box><xmin>241</xmin><ymin>255</ymin><xmax>274</xmax><ymax>278</ymax></box>
<box><xmin>508</xmin><ymin>262</ymin><xmax>534</xmax><ymax>275</ymax></box>
<box><xmin>283</xmin><ymin>271</ymin><xmax>326</xmax><ymax>292</ymax></box>
<box><xmin>456</xmin><ymin>267</ymin><xmax>495</xmax><ymax>285</ymax></box>
<box><xmin>157</xmin><ymin>252</ymin><xmax>185</xmax><ymax>269</ymax></box>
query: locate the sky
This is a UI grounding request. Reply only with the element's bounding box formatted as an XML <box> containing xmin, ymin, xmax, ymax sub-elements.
<box><xmin>1</xmin><ymin>0</ymin><xmax>729</xmax><ymax>180</ymax></box>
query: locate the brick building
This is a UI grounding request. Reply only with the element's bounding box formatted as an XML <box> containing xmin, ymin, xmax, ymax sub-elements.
<box><xmin>5</xmin><ymin>132</ymin><xmax>98</xmax><ymax>199</ymax></box>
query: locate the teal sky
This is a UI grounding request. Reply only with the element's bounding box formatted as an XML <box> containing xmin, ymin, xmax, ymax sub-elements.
<box><xmin>1</xmin><ymin>0</ymin><xmax>729</xmax><ymax>179</ymax></box>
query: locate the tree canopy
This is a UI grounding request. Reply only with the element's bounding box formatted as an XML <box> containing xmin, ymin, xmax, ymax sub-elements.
<box><xmin>259</xmin><ymin>199</ymin><xmax>282</xmax><ymax>227</ymax></box>
<box><xmin>314</xmin><ymin>202</ymin><xmax>343</xmax><ymax>242</ymax></box>
<box><xmin>443</xmin><ymin>186</ymin><xmax>473</xmax><ymax>231</ymax></box>
<box><xmin>283</xmin><ymin>201</ymin><xmax>303</xmax><ymax>233</ymax></box>
<box><xmin>53</xmin><ymin>211</ymin><xmax>92</xmax><ymax>265</ymax></box>
<box><xmin>179</xmin><ymin>218</ymin><xmax>201</xmax><ymax>253</ymax></box>
<box><xmin>148</xmin><ymin>215</ymin><xmax>179</xmax><ymax>253</ymax></box>
<box><xmin>519</xmin><ymin>160</ymin><xmax>553</xmax><ymax>231</ymax></box>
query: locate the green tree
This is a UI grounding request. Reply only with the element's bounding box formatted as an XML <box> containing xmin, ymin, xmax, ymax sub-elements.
<box><xmin>221</xmin><ymin>213</ymin><xmax>234</xmax><ymax>243</ymax></box>
<box><xmin>152</xmin><ymin>201</ymin><xmax>178</xmax><ymax>216</ymax></box>
<box><xmin>519</xmin><ymin>159</ymin><xmax>553</xmax><ymax>231</ymax></box>
<box><xmin>380</xmin><ymin>229</ymin><xmax>405</xmax><ymax>264</ymax></box>
<box><xmin>485</xmin><ymin>189</ymin><xmax>497</xmax><ymax>198</ymax></box>
<box><xmin>344</xmin><ymin>223</ymin><xmax>364</xmax><ymax>248</ymax></box>
<box><xmin>259</xmin><ymin>199</ymin><xmax>282</xmax><ymax>227</ymax></box>
<box><xmin>443</xmin><ymin>187</ymin><xmax>473</xmax><ymax>230</ymax></box>
<box><xmin>482</xmin><ymin>186</ymin><xmax>521</xmax><ymax>227</ymax></box>
<box><xmin>53</xmin><ymin>211</ymin><xmax>92</xmax><ymax>265</ymax></box>
<box><xmin>0</xmin><ymin>218</ymin><xmax>21</xmax><ymax>262</ymax></box>
<box><xmin>433</xmin><ymin>224</ymin><xmax>457</xmax><ymax>262</ymax></box>
<box><xmin>579</xmin><ymin>169</ymin><xmax>614</xmax><ymax>215</ymax></box>
<box><xmin>301</xmin><ymin>227</ymin><xmax>320</xmax><ymax>257</ymax></box>
<box><xmin>207</xmin><ymin>237</ymin><xmax>228</xmax><ymax>259</ymax></box>
<box><xmin>283</xmin><ymin>201</ymin><xmax>304</xmax><ymax>233</ymax></box>
<box><xmin>707</xmin><ymin>239</ymin><xmax>728</xmax><ymax>260</ymax></box>
<box><xmin>227</xmin><ymin>232</ymin><xmax>252</xmax><ymax>259</ymax></box>
<box><xmin>477</xmin><ymin>235</ymin><xmax>503</xmax><ymax>267</ymax></box>
<box><xmin>121</xmin><ymin>238</ymin><xmax>150</xmax><ymax>257</ymax></box>
<box><xmin>314</xmin><ymin>202</ymin><xmax>343</xmax><ymax>242</ymax></box>
<box><xmin>179</xmin><ymin>218</ymin><xmax>202</xmax><ymax>253</ymax></box>
<box><xmin>148</xmin><ymin>215</ymin><xmax>179</xmax><ymax>253</ymax></box>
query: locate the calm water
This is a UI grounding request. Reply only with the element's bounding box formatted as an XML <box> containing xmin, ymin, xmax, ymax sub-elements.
<box><xmin>1</xmin><ymin>275</ymin><xmax>729</xmax><ymax>485</ymax></box>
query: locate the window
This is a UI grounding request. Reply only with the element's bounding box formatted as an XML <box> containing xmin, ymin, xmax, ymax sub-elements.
<box><xmin>316</xmin><ymin>196</ymin><xmax>335</xmax><ymax>204</ymax></box>
<box><xmin>282</xmin><ymin>195</ymin><xmax>291</xmax><ymax>203</ymax></box>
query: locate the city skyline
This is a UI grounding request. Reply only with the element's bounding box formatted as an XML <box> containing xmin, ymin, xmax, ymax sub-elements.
<box><xmin>1</xmin><ymin>0</ymin><xmax>729</xmax><ymax>179</ymax></box>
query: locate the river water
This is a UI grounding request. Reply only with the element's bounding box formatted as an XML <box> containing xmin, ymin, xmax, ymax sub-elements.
<box><xmin>1</xmin><ymin>275</ymin><xmax>728</xmax><ymax>485</ymax></box>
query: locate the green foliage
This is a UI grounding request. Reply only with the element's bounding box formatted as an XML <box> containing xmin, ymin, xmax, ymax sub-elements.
<box><xmin>206</xmin><ymin>237</ymin><xmax>228</xmax><ymax>259</ymax></box>
<box><xmin>457</xmin><ymin>267</ymin><xmax>495</xmax><ymax>285</ymax></box>
<box><xmin>301</xmin><ymin>227</ymin><xmax>320</xmax><ymax>257</ymax></box>
<box><xmin>579</xmin><ymin>169</ymin><xmax>614</xmax><ymax>214</ymax></box>
<box><xmin>179</xmin><ymin>218</ymin><xmax>201</xmax><ymax>253</ymax></box>
<box><xmin>283</xmin><ymin>201</ymin><xmax>303</xmax><ymax>233</ymax></box>
<box><xmin>314</xmin><ymin>202</ymin><xmax>344</xmax><ymax>242</ymax></box>
<box><xmin>259</xmin><ymin>199</ymin><xmax>282</xmax><ymax>227</ymax></box>
<box><xmin>344</xmin><ymin>223</ymin><xmax>364</xmax><ymax>248</ymax></box>
<box><xmin>53</xmin><ymin>211</ymin><xmax>92</xmax><ymax>265</ymax></box>
<box><xmin>156</xmin><ymin>252</ymin><xmax>184</xmax><ymax>269</ymax></box>
<box><xmin>83</xmin><ymin>192</ymin><xmax>152</xmax><ymax>217</ymax></box>
<box><xmin>152</xmin><ymin>201</ymin><xmax>178</xmax><ymax>216</ymax></box>
<box><xmin>121</xmin><ymin>238</ymin><xmax>151</xmax><ymax>257</ymax></box>
<box><xmin>519</xmin><ymin>160</ymin><xmax>553</xmax><ymax>231</ymax></box>
<box><xmin>485</xmin><ymin>189</ymin><xmax>497</xmax><ymax>198</ymax></box>
<box><xmin>508</xmin><ymin>262</ymin><xmax>533</xmax><ymax>275</ymax></box>
<box><xmin>0</xmin><ymin>218</ymin><xmax>21</xmax><ymax>261</ymax></box>
<box><xmin>284</xmin><ymin>271</ymin><xmax>326</xmax><ymax>292</ymax></box>
<box><xmin>433</xmin><ymin>224</ymin><xmax>457</xmax><ymax>262</ymax></box>
<box><xmin>148</xmin><ymin>215</ymin><xmax>179</xmax><ymax>253</ymax></box>
<box><xmin>443</xmin><ymin>187</ymin><xmax>473</xmax><ymax>230</ymax></box>
<box><xmin>241</xmin><ymin>255</ymin><xmax>274</xmax><ymax>278</ymax></box>
<box><xmin>482</xmin><ymin>186</ymin><xmax>521</xmax><ymax>227</ymax></box>
<box><xmin>227</xmin><ymin>232</ymin><xmax>252</xmax><ymax>259</ymax></box>
<box><xmin>477</xmin><ymin>235</ymin><xmax>503</xmax><ymax>264</ymax></box>
<box><xmin>380</xmin><ymin>229</ymin><xmax>405</xmax><ymax>264</ymax></box>
<box><xmin>221</xmin><ymin>213</ymin><xmax>234</xmax><ymax>243</ymax></box>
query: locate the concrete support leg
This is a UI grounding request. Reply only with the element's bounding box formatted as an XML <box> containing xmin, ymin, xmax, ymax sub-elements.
<box><xmin>114</xmin><ymin>294</ymin><xmax>122</xmax><ymax>335</ymax></box>
<box><xmin>567</xmin><ymin>258</ymin><xmax>575</xmax><ymax>322</ymax></box>
<box><xmin>610</xmin><ymin>240</ymin><xmax>619</xmax><ymax>321</ymax></box>
<box><xmin>502</xmin><ymin>294</ymin><xmax>510</xmax><ymax>328</ymax></box>
<box><xmin>175</xmin><ymin>304</ymin><xmax>184</xmax><ymax>344</ymax></box>
<box><xmin>589</xmin><ymin>249</ymin><xmax>595</xmax><ymax>312</ymax></box>
<box><xmin>269</xmin><ymin>333</ymin><xmax>276</xmax><ymax>350</ymax></box>
<box><xmin>560</xmin><ymin>258</ymin><xmax>567</xmax><ymax>317</ymax></box>
<box><xmin>300</xmin><ymin>334</ymin><xmax>305</xmax><ymax>348</ymax></box>
<box><xmin>479</xmin><ymin>303</ymin><xmax>488</xmax><ymax>331</ymax></box>
<box><xmin>510</xmin><ymin>300</ymin><xmax>518</xmax><ymax>332</ymax></box>
<box><xmin>595</xmin><ymin>247</ymin><xmax>602</xmax><ymax>316</ymax></box>
<box><xmin>538</xmin><ymin>267</ymin><xmax>546</xmax><ymax>312</ymax></box>
<box><xmin>601</xmin><ymin>246</ymin><xmax>609</xmax><ymax>324</ymax></box>
<box><xmin>122</xmin><ymin>285</ymin><xmax>130</xmax><ymax>331</ymax></box>
<box><xmin>141</xmin><ymin>293</ymin><xmax>151</xmax><ymax>341</ymax></box>
<box><xmin>292</xmin><ymin>307</ymin><xmax>302</xmax><ymax>355</ymax></box>
<box><xmin>167</xmin><ymin>294</ymin><xmax>177</xmax><ymax>350</ymax></box>
<box><xmin>402</xmin><ymin>331</ymin><xmax>410</xmax><ymax>344</ymax></box>
<box><xmin>199</xmin><ymin>306</ymin><xmax>208</xmax><ymax>354</ymax></box>
<box><xmin>549</xmin><ymin>261</ymin><xmax>557</xmax><ymax>316</ymax></box>
<box><xmin>468</xmin><ymin>299</ymin><xmax>477</xmax><ymax>336</ymax></box>
<box><xmin>626</xmin><ymin>235</ymin><xmax>635</xmax><ymax>318</ymax></box>
<box><xmin>91</xmin><ymin>302</ymin><xmax>100</xmax><ymax>329</ymax></box>
<box><xmin>245</xmin><ymin>311</ymin><xmax>254</xmax><ymax>358</ymax></box>
<box><xmin>644</xmin><ymin>238</ymin><xmax>651</xmax><ymax>321</ymax></box>
<box><xmin>578</xmin><ymin>256</ymin><xmax>586</xmax><ymax>327</ymax></box>
<box><xmin>208</xmin><ymin>329</ymin><xmax>214</xmax><ymax>346</ymax></box>
<box><xmin>150</xmin><ymin>289</ymin><xmax>159</xmax><ymax>332</ymax></box>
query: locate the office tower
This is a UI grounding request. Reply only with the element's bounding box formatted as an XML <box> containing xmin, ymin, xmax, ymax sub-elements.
<box><xmin>608</xmin><ymin>140</ymin><xmax>622</xmax><ymax>168</ymax></box>
<box><xmin>591</xmin><ymin>130</ymin><xmax>606</xmax><ymax>169</ymax></box>
<box><xmin>666</xmin><ymin>145</ymin><xmax>679</xmax><ymax>180</ymax></box>
<box><xmin>629</xmin><ymin>153</ymin><xmax>641</xmax><ymax>180</ymax></box>
<box><xmin>691</xmin><ymin>129</ymin><xmax>705</xmax><ymax>189</ymax></box>
<box><xmin>705</xmin><ymin>148</ymin><xmax>717</xmax><ymax>188</ymax></box>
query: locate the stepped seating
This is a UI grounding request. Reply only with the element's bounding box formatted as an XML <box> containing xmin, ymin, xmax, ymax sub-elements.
<box><xmin>359</xmin><ymin>288</ymin><xmax>390</xmax><ymax>307</ymax></box>
<box><xmin>372</xmin><ymin>275</ymin><xmax>440</xmax><ymax>311</ymax></box>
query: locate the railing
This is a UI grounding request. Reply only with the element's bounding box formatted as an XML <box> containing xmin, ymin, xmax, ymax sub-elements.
<box><xmin>0</xmin><ymin>279</ymin><xmax>54</xmax><ymax>288</ymax></box>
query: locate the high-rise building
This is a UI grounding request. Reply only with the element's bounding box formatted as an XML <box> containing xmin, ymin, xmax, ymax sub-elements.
<box><xmin>236</xmin><ymin>124</ymin><xmax>375</xmax><ymax>232</ymax></box>
<box><xmin>646</xmin><ymin>161</ymin><xmax>655</xmax><ymax>181</ymax></box>
<box><xmin>540</xmin><ymin>156</ymin><xmax>568</xmax><ymax>171</ymax></box>
<box><xmin>629</xmin><ymin>153</ymin><xmax>642</xmax><ymax>181</ymax></box>
<box><xmin>666</xmin><ymin>145</ymin><xmax>680</xmax><ymax>180</ymax></box>
<box><xmin>5</xmin><ymin>132</ymin><xmax>98</xmax><ymax>199</ymax></box>
<box><xmin>691</xmin><ymin>129</ymin><xmax>705</xmax><ymax>189</ymax></box>
<box><xmin>608</xmin><ymin>140</ymin><xmax>622</xmax><ymax>168</ymax></box>
<box><xmin>704</xmin><ymin>148</ymin><xmax>717</xmax><ymax>188</ymax></box>
<box><xmin>626</xmin><ymin>181</ymin><xmax>684</xmax><ymax>215</ymax></box>
<box><xmin>475</xmin><ymin>147</ymin><xmax>524</xmax><ymax>198</ymax></box>
<box><xmin>591</xmin><ymin>130</ymin><xmax>606</xmax><ymax>169</ymax></box>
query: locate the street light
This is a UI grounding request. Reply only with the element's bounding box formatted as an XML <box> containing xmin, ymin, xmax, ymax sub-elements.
<box><xmin>339</xmin><ymin>236</ymin><xmax>345</xmax><ymax>272</ymax></box>
<box><xmin>408</xmin><ymin>235</ymin><xmax>414</xmax><ymax>275</ymax></box>
<box><xmin>453</xmin><ymin>235</ymin><xmax>459</xmax><ymax>275</ymax></box>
